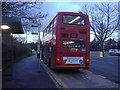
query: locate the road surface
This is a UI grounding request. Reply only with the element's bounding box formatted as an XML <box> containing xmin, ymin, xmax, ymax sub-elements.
<box><xmin>90</xmin><ymin>56</ymin><xmax>119</xmax><ymax>84</ymax></box>
<box><xmin>40</xmin><ymin>51</ymin><xmax>119</xmax><ymax>88</ymax></box>
<box><xmin>41</xmin><ymin>60</ymin><xmax>118</xmax><ymax>88</ymax></box>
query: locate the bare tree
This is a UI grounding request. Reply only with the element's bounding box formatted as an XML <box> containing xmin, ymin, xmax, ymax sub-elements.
<box><xmin>2</xmin><ymin>2</ymin><xmax>47</xmax><ymax>32</ymax></box>
<box><xmin>2</xmin><ymin>2</ymin><xmax>47</xmax><ymax>19</ymax></box>
<box><xmin>81</xmin><ymin>2</ymin><xmax>119</xmax><ymax>56</ymax></box>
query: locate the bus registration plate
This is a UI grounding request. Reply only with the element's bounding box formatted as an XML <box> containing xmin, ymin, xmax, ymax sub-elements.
<box><xmin>63</xmin><ymin>57</ymin><xmax>84</xmax><ymax>64</ymax></box>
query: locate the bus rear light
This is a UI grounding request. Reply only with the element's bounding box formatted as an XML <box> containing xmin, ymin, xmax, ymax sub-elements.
<box><xmin>57</xmin><ymin>58</ymin><xmax>61</xmax><ymax>62</ymax></box>
<box><xmin>86</xmin><ymin>59</ymin><xmax>90</xmax><ymax>62</ymax></box>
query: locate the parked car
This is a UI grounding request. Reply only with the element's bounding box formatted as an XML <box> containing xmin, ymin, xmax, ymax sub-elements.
<box><xmin>108</xmin><ymin>49</ymin><xmax>120</xmax><ymax>56</ymax></box>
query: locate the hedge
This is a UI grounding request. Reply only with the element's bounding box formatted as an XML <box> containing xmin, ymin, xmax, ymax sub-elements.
<box><xmin>2</xmin><ymin>34</ymin><xmax>32</xmax><ymax>69</ymax></box>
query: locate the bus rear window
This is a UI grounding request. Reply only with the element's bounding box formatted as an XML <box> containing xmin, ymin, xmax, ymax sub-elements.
<box><xmin>63</xmin><ymin>15</ymin><xmax>85</xmax><ymax>25</ymax></box>
<box><xmin>62</xmin><ymin>40</ymin><xmax>85</xmax><ymax>48</ymax></box>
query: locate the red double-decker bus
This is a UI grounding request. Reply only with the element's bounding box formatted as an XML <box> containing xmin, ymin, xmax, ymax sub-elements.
<box><xmin>41</xmin><ymin>12</ymin><xmax>90</xmax><ymax>69</ymax></box>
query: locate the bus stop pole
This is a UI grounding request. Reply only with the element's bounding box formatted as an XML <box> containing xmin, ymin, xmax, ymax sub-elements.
<box><xmin>37</xmin><ymin>25</ymin><xmax>41</xmax><ymax>72</ymax></box>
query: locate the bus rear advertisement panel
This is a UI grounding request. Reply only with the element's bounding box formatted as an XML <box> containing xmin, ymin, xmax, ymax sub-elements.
<box><xmin>63</xmin><ymin>57</ymin><xmax>84</xmax><ymax>64</ymax></box>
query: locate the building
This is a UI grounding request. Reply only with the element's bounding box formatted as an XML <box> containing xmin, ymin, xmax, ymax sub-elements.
<box><xmin>104</xmin><ymin>39</ymin><xmax>118</xmax><ymax>50</ymax></box>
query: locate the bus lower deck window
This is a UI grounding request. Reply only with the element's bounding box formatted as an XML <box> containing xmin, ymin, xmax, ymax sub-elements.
<box><xmin>62</xmin><ymin>40</ymin><xmax>85</xmax><ymax>48</ymax></box>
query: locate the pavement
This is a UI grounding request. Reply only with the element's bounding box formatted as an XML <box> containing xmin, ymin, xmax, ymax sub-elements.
<box><xmin>2</xmin><ymin>55</ymin><xmax>59</xmax><ymax>89</ymax></box>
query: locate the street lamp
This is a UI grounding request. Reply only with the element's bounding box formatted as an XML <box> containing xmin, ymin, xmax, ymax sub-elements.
<box><xmin>1</xmin><ymin>25</ymin><xmax>10</xmax><ymax>30</ymax></box>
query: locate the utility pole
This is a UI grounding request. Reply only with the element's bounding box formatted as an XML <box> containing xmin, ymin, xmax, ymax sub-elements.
<box><xmin>37</xmin><ymin>23</ymin><xmax>42</xmax><ymax>72</ymax></box>
<box><xmin>37</xmin><ymin>23</ymin><xmax>41</xmax><ymax>54</ymax></box>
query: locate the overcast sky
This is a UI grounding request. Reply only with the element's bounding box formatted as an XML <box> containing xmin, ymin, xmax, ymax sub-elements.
<box><xmin>40</xmin><ymin>2</ymin><xmax>96</xmax><ymax>30</ymax></box>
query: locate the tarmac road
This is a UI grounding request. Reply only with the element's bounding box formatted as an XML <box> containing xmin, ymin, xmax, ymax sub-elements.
<box><xmin>90</xmin><ymin>55</ymin><xmax>119</xmax><ymax>84</ymax></box>
<box><xmin>39</xmin><ymin>51</ymin><xmax>119</xmax><ymax>88</ymax></box>
<box><xmin>41</xmin><ymin>60</ymin><xmax>119</xmax><ymax>88</ymax></box>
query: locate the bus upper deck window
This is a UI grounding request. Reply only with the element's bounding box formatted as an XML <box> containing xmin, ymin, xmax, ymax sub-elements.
<box><xmin>63</xmin><ymin>14</ymin><xmax>85</xmax><ymax>25</ymax></box>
